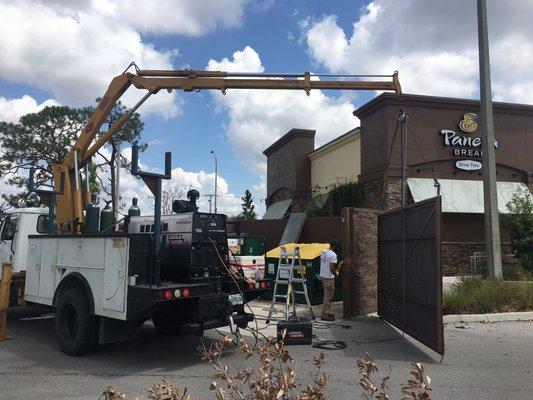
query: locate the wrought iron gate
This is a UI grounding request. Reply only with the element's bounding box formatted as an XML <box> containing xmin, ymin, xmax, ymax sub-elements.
<box><xmin>377</xmin><ymin>197</ymin><xmax>444</xmax><ymax>355</ymax></box>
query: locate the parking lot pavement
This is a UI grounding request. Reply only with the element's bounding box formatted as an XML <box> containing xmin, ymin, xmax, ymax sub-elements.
<box><xmin>1</xmin><ymin>301</ymin><xmax>532</xmax><ymax>400</ymax></box>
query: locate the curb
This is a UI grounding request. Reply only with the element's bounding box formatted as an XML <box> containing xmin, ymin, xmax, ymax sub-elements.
<box><xmin>443</xmin><ymin>311</ymin><xmax>533</xmax><ymax>323</ymax></box>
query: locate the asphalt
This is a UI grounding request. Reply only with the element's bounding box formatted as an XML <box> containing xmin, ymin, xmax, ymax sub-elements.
<box><xmin>0</xmin><ymin>301</ymin><xmax>532</xmax><ymax>400</ymax></box>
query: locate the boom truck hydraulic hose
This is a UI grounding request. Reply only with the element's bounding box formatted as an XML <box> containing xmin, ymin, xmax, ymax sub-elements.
<box><xmin>51</xmin><ymin>63</ymin><xmax>402</xmax><ymax>234</ymax></box>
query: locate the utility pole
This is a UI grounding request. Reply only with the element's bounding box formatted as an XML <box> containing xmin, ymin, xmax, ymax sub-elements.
<box><xmin>210</xmin><ymin>150</ymin><xmax>218</xmax><ymax>213</ymax></box>
<box><xmin>477</xmin><ymin>0</ymin><xmax>502</xmax><ymax>279</ymax></box>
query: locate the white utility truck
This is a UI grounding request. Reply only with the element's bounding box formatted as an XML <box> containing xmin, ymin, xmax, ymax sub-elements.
<box><xmin>5</xmin><ymin>203</ymin><xmax>270</xmax><ymax>356</ymax></box>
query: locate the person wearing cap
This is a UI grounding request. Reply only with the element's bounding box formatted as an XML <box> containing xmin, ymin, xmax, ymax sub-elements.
<box><xmin>319</xmin><ymin>240</ymin><xmax>340</xmax><ymax>321</ymax></box>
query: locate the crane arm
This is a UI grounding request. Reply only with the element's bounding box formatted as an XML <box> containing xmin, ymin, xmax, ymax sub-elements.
<box><xmin>54</xmin><ymin>69</ymin><xmax>402</xmax><ymax>233</ymax></box>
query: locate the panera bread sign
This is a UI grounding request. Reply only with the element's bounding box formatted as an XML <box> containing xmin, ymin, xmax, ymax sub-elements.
<box><xmin>439</xmin><ymin>113</ymin><xmax>499</xmax><ymax>171</ymax></box>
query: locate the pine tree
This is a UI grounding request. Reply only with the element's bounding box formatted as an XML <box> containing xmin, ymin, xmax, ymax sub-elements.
<box><xmin>240</xmin><ymin>189</ymin><xmax>257</xmax><ymax>220</ymax></box>
<box><xmin>0</xmin><ymin>101</ymin><xmax>144</xmax><ymax>209</ymax></box>
<box><xmin>82</xmin><ymin>98</ymin><xmax>145</xmax><ymax>215</ymax></box>
<box><xmin>0</xmin><ymin>106</ymin><xmax>86</xmax><ymax>206</ymax></box>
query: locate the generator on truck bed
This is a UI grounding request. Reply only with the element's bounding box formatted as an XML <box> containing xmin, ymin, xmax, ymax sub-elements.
<box><xmin>3</xmin><ymin>65</ymin><xmax>400</xmax><ymax>355</ymax></box>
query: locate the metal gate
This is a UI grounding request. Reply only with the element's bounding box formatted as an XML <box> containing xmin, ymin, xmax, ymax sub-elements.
<box><xmin>377</xmin><ymin>197</ymin><xmax>444</xmax><ymax>355</ymax></box>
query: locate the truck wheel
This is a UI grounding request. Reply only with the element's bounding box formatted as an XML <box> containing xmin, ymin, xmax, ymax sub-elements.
<box><xmin>152</xmin><ymin>312</ymin><xmax>184</xmax><ymax>335</ymax></box>
<box><xmin>55</xmin><ymin>287</ymin><xmax>99</xmax><ymax>355</ymax></box>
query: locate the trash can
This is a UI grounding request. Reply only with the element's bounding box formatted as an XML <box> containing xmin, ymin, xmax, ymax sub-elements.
<box><xmin>228</xmin><ymin>235</ymin><xmax>267</xmax><ymax>280</ymax></box>
<box><xmin>239</xmin><ymin>235</ymin><xmax>266</xmax><ymax>256</ymax></box>
<box><xmin>262</xmin><ymin>243</ymin><xmax>343</xmax><ymax>305</ymax></box>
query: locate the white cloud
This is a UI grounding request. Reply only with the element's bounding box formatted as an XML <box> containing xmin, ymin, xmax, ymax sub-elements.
<box><xmin>0</xmin><ymin>96</ymin><xmax>60</xmax><ymax>123</ymax></box>
<box><xmin>114</xmin><ymin>0</ymin><xmax>248</xmax><ymax>36</ymax></box>
<box><xmin>206</xmin><ymin>46</ymin><xmax>358</xmax><ymax>176</ymax></box>
<box><xmin>302</xmin><ymin>0</ymin><xmax>533</xmax><ymax>104</ymax></box>
<box><xmin>92</xmin><ymin>147</ymin><xmax>243</xmax><ymax>217</ymax></box>
<box><xmin>0</xmin><ymin>0</ymin><xmax>180</xmax><ymax>118</ymax></box>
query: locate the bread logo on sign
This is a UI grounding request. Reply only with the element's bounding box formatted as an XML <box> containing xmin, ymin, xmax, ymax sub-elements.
<box><xmin>459</xmin><ymin>113</ymin><xmax>478</xmax><ymax>133</ymax></box>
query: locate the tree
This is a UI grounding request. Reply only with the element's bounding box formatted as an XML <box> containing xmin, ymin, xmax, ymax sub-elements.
<box><xmin>87</xmin><ymin>161</ymin><xmax>100</xmax><ymax>195</ymax></box>
<box><xmin>501</xmin><ymin>187</ymin><xmax>533</xmax><ymax>270</ymax></box>
<box><xmin>0</xmin><ymin>106</ymin><xmax>86</xmax><ymax>206</ymax></box>
<box><xmin>0</xmin><ymin>100</ymin><xmax>145</xmax><ymax>212</ymax></box>
<box><xmin>84</xmin><ymin>99</ymin><xmax>145</xmax><ymax>216</ymax></box>
<box><xmin>161</xmin><ymin>184</ymin><xmax>189</xmax><ymax>214</ymax></box>
<box><xmin>239</xmin><ymin>189</ymin><xmax>257</xmax><ymax>220</ymax></box>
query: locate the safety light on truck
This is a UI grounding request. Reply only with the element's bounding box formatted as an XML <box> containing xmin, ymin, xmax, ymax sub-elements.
<box><xmin>174</xmin><ymin>289</ymin><xmax>181</xmax><ymax>298</ymax></box>
<box><xmin>163</xmin><ymin>290</ymin><xmax>173</xmax><ymax>300</ymax></box>
<box><xmin>260</xmin><ymin>281</ymin><xmax>267</xmax><ymax>289</ymax></box>
<box><xmin>182</xmin><ymin>288</ymin><xmax>190</xmax><ymax>297</ymax></box>
<box><xmin>248</xmin><ymin>282</ymin><xmax>254</xmax><ymax>290</ymax></box>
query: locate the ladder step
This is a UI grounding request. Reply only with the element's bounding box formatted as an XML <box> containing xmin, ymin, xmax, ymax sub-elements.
<box><xmin>274</xmin><ymin>295</ymin><xmax>288</xmax><ymax>298</ymax></box>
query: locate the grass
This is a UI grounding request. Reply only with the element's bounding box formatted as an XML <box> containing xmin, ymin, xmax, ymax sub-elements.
<box><xmin>476</xmin><ymin>263</ymin><xmax>533</xmax><ymax>281</ymax></box>
<box><xmin>443</xmin><ymin>277</ymin><xmax>533</xmax><ymax>315</ymax></box>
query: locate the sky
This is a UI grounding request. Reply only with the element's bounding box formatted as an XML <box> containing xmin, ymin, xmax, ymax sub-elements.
<box><xmin>1</xmin><ymin>0</ymin><xmax>532</xmax><ymax>216</ymax></box>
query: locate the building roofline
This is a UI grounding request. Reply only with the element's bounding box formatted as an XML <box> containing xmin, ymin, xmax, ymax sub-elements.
<box><xmin>263</xmin><ymin>128</ymin><xmax>315</xmax><ymax>156</ymax></box>
<box><xmin>353</xmin><ymin>93</ymin><xmax>533</xmax><ymax>118</ymax></box>
<box><xmin>308</xmin><ymin>127</ymin><xmax>360</xmax><ymax>160</ymax></box>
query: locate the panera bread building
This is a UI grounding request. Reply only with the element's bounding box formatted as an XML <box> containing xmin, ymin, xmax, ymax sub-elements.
<box><xmin>263</xmin><ymin>93</ymin><xmax>533</xmax><ymax>275</ymax></box>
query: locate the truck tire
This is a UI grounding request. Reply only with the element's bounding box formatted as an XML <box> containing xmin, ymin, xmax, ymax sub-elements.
<box><xmin>152</xmin><ymin>312</ymin><xmax>184</xmax><ymax>335</ymax></box>
<box><xmin>55</xmin><ymin>287</ymin><xmax>99</xmax><ymax>355</ymax></box>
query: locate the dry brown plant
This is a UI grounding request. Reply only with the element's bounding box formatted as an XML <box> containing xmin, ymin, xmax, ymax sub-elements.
<box><xmin>101</xmin><ymin>334</ymin><xmax>431</xmax><ymax>400</ymax></box>
<box><xmin>356</xmin><ymin>353</ymin><xmax>431</xmax><ymax>400</ymax></box>
<box><xmin>197</xmin><ymin>331</ymin><xmax>329</xmax><ymax>400</ymax></box>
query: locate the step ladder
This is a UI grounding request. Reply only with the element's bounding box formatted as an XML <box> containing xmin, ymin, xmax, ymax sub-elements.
<box><xmin>266</xmin><ymin>246</ymin><xmax>315</xmax><ymax>322</ymax></box>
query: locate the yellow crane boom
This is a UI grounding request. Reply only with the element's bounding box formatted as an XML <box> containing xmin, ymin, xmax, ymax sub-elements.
<box><xmin>53</xmin><ymin>68</ymin><xmax>402</xmax><ymax>233</ymax></box>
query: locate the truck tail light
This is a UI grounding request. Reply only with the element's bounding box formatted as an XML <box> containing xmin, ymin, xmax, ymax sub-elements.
<box><xmin>260</xmin><ymin>281</ymin><xmax>267</xmax><ymax>289</ymax></box>
<box><xmin>248</xmin><ymin>282</ymin><xmax>255</xmax><ymax>290</ymax></box>
<box><xmin>163</xmin><ymin>290</ymin><xmax>173</xmax><ymax>300</ymax></box>
<box><xmin>174</xmin><ymin>289</ymin><xmax>181</xmax><ymax>298</ymax></box>
<box><xmin>182</xmin><ymin>288</ymin><xmax>190</xmax><ymax>297</ymax></box>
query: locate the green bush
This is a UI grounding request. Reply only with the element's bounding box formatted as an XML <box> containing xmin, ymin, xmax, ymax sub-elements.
<box><xmin>305</xmin><ymin>182</ymin><xmax>363</xmax><ymax>217</ymax></box>
<box><xmin>443</xmin><ymin>277</ymin><xmax>533</xmax><ymax>314</ymax></box>
<box><xmin>500</xmin><ymin>187</ymin><xmax>533</xmax><ymax>271</ymax></box>
<box><xmin>477</xmin><ymin>263</ymin><xmax>533</xmax><ymax>281</ymax></box>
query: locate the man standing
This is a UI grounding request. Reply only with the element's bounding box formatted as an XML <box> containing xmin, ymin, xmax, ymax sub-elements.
<box><xmin>319</xmin><ymin>240</ymin><xmax>340</xmax><ymax>321</ymax></box>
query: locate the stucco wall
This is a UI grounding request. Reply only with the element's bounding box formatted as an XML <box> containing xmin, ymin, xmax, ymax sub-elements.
<box><xmin>310</xmin><ymin>130</ymin><xmax>360</xmax><ymax>192</ymax></box>
<box><xmin>263</xmin><ymin>129</ymin><xmax>315</xmax><ymax>207</ymax></box>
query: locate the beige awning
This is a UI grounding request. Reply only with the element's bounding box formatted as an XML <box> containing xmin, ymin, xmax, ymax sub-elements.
<box><xmin>407</xmin><ymin>178</ymin><xmax>533</xmax><ymax>213</ymax></box>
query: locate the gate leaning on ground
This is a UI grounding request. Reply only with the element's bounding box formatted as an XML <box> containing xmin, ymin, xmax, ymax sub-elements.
<box><xmin>377</xmin><ymin>197</ymin><xmax>444</xmax><ymax>355</ymax></box>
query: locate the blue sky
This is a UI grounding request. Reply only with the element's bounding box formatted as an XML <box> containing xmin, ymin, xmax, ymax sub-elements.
<box><xmin>1</xmin><ymin>0</ymin><xmax>532</xmax><ymax>215</ymax></box>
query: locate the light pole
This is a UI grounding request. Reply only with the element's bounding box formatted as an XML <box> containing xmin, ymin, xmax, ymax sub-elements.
<box><xmin>210</xmin><ymin>150</ymin><xmax>218</xmax><ymax>214</ymax></box>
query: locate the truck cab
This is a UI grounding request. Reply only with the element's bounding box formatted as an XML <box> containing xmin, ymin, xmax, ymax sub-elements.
<box><xmin>0</xmin><ymin>207</ymin><xmax>49</xmax><ymax>274</ymax></box>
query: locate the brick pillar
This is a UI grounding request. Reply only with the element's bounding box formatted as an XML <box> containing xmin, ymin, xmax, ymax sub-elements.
<box><xmin>363</xmin><ymin>177</ymin><xmax>404</xmax><ymax>210</ymax></box>
<box><xmin>343</xmin><ymin>208</ymin><xmax>378</xmax><ymax>317</ymax></box>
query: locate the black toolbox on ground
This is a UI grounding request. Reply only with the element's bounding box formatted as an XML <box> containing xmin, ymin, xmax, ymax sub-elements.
<box><xmin>277</xmin><ymin>316</ymin><xmax>313</xmax><ymax>345</ymax></box>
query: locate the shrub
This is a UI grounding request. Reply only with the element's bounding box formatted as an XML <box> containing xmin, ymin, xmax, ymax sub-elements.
<box><xmin>443</xmin><ymin>277</ymin><xmax>533</xmax><ymax>314</ymax></box>
<box><xmin>500</xmin><ymin>187</ymin><xmax>533</xmax><ymax>271</ymax></box>
<box><xmin>305</xmin><ymin>182</ymin><xmax>364</xmax><ymax>217</ymax></box>
<box><xmin>101</xmin><ymin>336</ymin><xmax>433</xmax><ymax>400</ymax></box>
<box><xmin>477</xmin><ymin>263</ymin><xmax>533</xmax><ymax>281</ymax></box>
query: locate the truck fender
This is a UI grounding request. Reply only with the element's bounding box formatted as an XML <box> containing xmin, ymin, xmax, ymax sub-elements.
<box><xmin>53</xmin><ymin>272</ymin><xmax>95</xmax><ymax>315</ymax></box>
